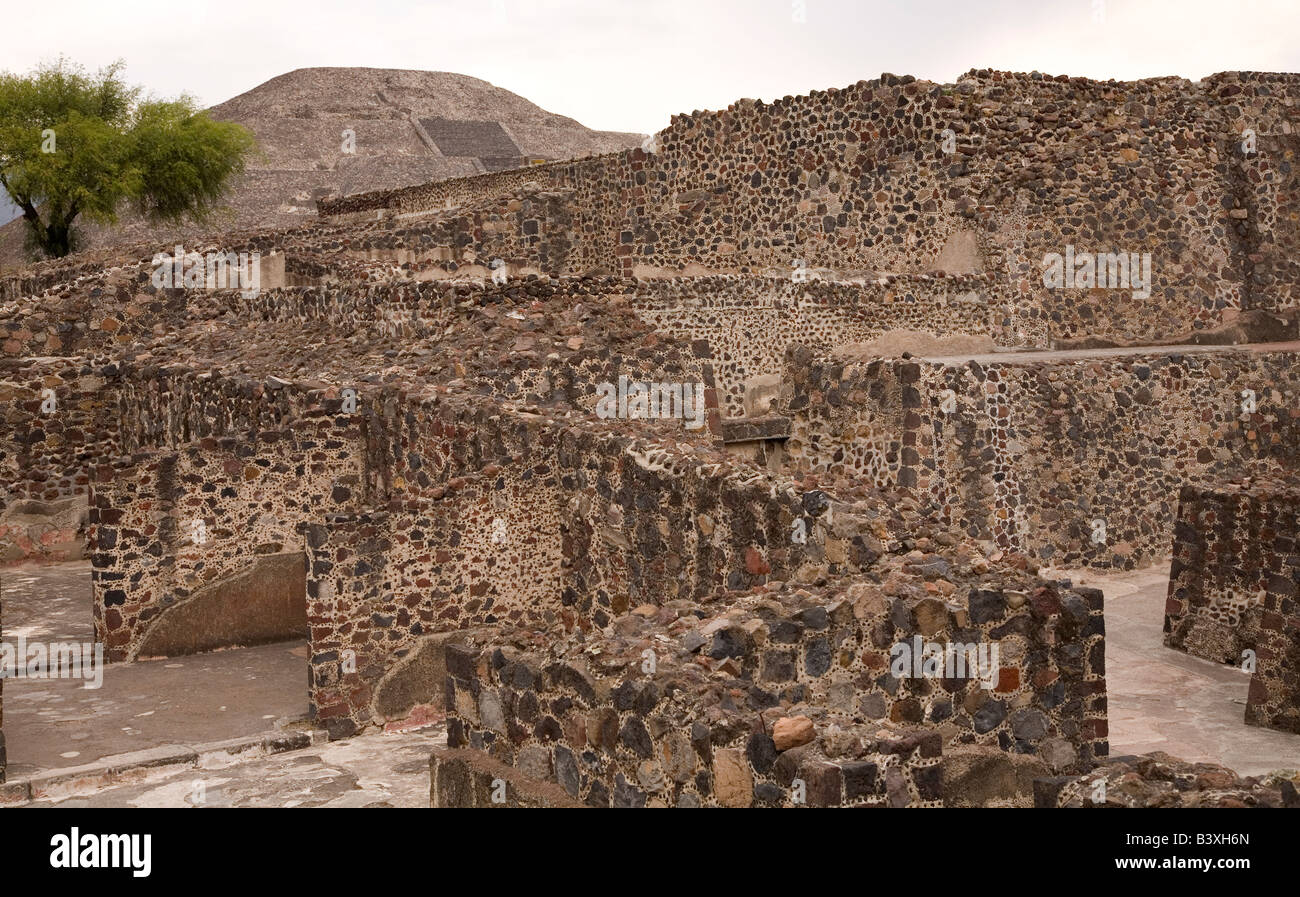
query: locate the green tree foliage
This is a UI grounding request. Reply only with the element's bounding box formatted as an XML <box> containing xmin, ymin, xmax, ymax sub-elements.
<box><xmin>0</xmin><ymin>58</ymin><xmax>255</xmax><ymax>258</ymax></box>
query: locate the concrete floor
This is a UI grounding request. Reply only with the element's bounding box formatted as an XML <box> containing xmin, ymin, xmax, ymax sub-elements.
<box><xmin>1</xmin><ymin>562</ymin><xmax>309</xmax><ymax>779</ymax></box>
<box><xmin>1046</xmin><ymin>561</ymin><xmax>1300</xmax><ymax>775</ymax></box>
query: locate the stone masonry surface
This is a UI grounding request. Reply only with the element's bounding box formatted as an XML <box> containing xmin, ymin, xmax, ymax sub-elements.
<box><xmin>4</xmin><ymin>68</ymin><xmax>1300</xmax><ymax>800</ymax></box>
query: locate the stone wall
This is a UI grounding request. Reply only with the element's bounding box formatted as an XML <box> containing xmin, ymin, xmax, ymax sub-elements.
<box><xmin>0</xmin><ymin>357</ymin><xmax>123</xmax><ymax>515</ymax></box>
<box><xmin>440</xmin><ymin>569</ymin><xmax>1105</xmax><ymax>807</ymax></box>
<box><xmin>784</xmin><ymin>345</ymin><xmax>1300</xmax><ymax>568</ymax></box>
<box><xmin>1165</xmin><ymin>480</ymin><xmax>1277</xmax><ymax>663</ymax></box>
<box><xmin>1164</xmin><ymin>478</ymin><xmax>1300</xmax><ymax>734</ymax></box>
<box><xmin>303</xmin><ymin>471</ymin><xmax>567</xmax><ymax>738</ymax></box>
<box><xmin>317</xmin><ymin>161</ymin><xmax>562</xmax><ymax>220</ymax></box>
<box><xmin>89</xmin><ymin>413</ymin><xmax>364</xmax><ymax>661</ymax></box>
<box><xmin>319</xmin><ymin>70</ymin><xmax>1300</xmax><ymax>347</ymax></box>
<box><xmin>1240</xmin><ymin>134</ymin><xmax>1300</xmax><ymax>312</ymax></box>
<box><xmin>430</xmin><ymin>748</ymin><xmax>588</xmax><ymax>807</ymax></box>
<box><xmin>301</xmin><ymin>393</ymin><xmax>840</xmax><ymax>736</ymax></box>
<box><xmin>559</xmin><ymin>428</ymin><xmax>838</xmax><ymax>624</ymax></box>
<box><xmin>325</xmin><ymin>187</ymin><xmax>579</xmax><ymax>280</ymax></box>
<box><xmin>1247</xmin><ymin>534</ymin><xmax>1300</xmax><ymax>734</ymax></box>
<box><xmin>626</xmin><ymin>274</ymin><xmax>998</xmax><ymax>416</ymax></box>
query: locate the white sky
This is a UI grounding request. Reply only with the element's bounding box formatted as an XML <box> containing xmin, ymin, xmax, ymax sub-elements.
<box><xmin>3</xmin><ymin>0</ymin><xmax>1300</xmax><ymax>135</ymax></box>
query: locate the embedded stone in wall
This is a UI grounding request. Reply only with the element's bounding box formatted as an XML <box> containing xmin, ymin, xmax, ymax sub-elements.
<box><xmin>430</xmin><ymin>748</ymin><xmax>586</xmax><ymax>808</ymax></box>
<box><xmin>372</xmin><ymin>630</ymin><xmax>479</xmax><ymax>725</ymax></box>
<box><xmin>135</xmin><ymin>551</ymin><xmax>308</xmax><ymax>659</ymax></box>
<box><xmin>932</xmin><ymin>231</ymin><xmax>981</xmax><ymax>275</ymax></box>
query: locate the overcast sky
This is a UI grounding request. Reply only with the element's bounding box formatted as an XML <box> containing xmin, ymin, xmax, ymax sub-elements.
<box><xmin>7</xmin><ymin>0</ymin><xmax>1300</xmax><ymax>134</ymax></box>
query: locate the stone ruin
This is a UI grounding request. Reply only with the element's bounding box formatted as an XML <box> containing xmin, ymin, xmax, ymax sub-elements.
<box><xmin>3</xmin><ymin>68</ymin><xmax>1300</xmax><ymax>807</ymax></box>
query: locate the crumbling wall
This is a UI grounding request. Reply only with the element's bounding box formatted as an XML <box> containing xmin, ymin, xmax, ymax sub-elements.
<box><xmin>440</xmin><ymin>571</ymin><xmax>1105</xmax><ymax>807</ymax></box>
<box><xmin>1036</xmin><ymin>753</ymin><xmax>1299</xmax><ymax>807</ymax></box>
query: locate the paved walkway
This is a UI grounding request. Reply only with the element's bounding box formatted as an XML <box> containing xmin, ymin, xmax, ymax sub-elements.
<box><xmin>1</xmin><ymin>562</ymin><xmax>308</xmax><ymax>779</ymax></box>
<box><xmin>1</xmin><ymin>560</ymin><xmax>94</xmax><ymax>643</ymax></box>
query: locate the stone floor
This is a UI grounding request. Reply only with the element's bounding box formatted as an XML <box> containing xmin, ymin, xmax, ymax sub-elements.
<box><xmin>1045</xmin><ymin>561</ymin><xmax>1300</xmax><ymax>776</ymax></box>
<box><xmin>1</xmin><ymin>561</ymin><xmax>309</xmax><ymax>779</ymax></box>
<box><xmin>2</xmin><ymin>560</ymin><xmax>94</xmax><ymax>643</ymax></box>
<box><xmin>22</xmin><ymin>726</ymin><xmax>446</xmax><ymax>807</ymax></box>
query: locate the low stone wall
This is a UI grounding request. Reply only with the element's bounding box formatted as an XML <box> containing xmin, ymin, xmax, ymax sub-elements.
<box><xmin>324</xmin><ymin>187</ymin><xmax>580</xmax><ymax>279</ymax></box>
<box><xmin>445</xmin><ymin>635</ymin><xmax>946</xmax><ymax>807</ymax></box>
<box><xmin>302</xmin><ymin>470</ymin><xmax>566</xmax><ymax>738</ymax></box>
<box><xmin>1165</xmin><ymin>481</ymin><xmax>1277</xmax><ymax>663</ymax></box>
<box><xmin>316</xmin><ymin>160</ymin><xmax>565</xmax><ymax>219</ymax></box>
<box><xmin>89</xmin><ymin>414</ymin><xmax>364</xmax><ymax>662</ymax></box>
<box><xmin>440</xmin><ymin>569</ymin><xmax>1105</xmax><ymax>807</ymax></box>
<box><xmin>1247</xmin><ymin>564</ymin><xmax>1300</xmax><ymax>734</ymax></box>
<box><xmin>559</xmin><ymin>427</ymin><xmax>839</xmax><ymax>626</ymax></box>
<box><xmin>784</xmin><ymin>345</ymin><xmax>1300</xmax><ymax>569</ymax></box>
<box><xmin>301</xmin><ymin>400</ymin><xmax>839</xmax><ymax>736</ymax></box>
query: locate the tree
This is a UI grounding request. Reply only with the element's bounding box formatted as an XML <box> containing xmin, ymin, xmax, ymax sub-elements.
<box><xmin>0</xmin><ymin>58</ymin><xmax>255</xmax><ymax>259</ymax></box>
